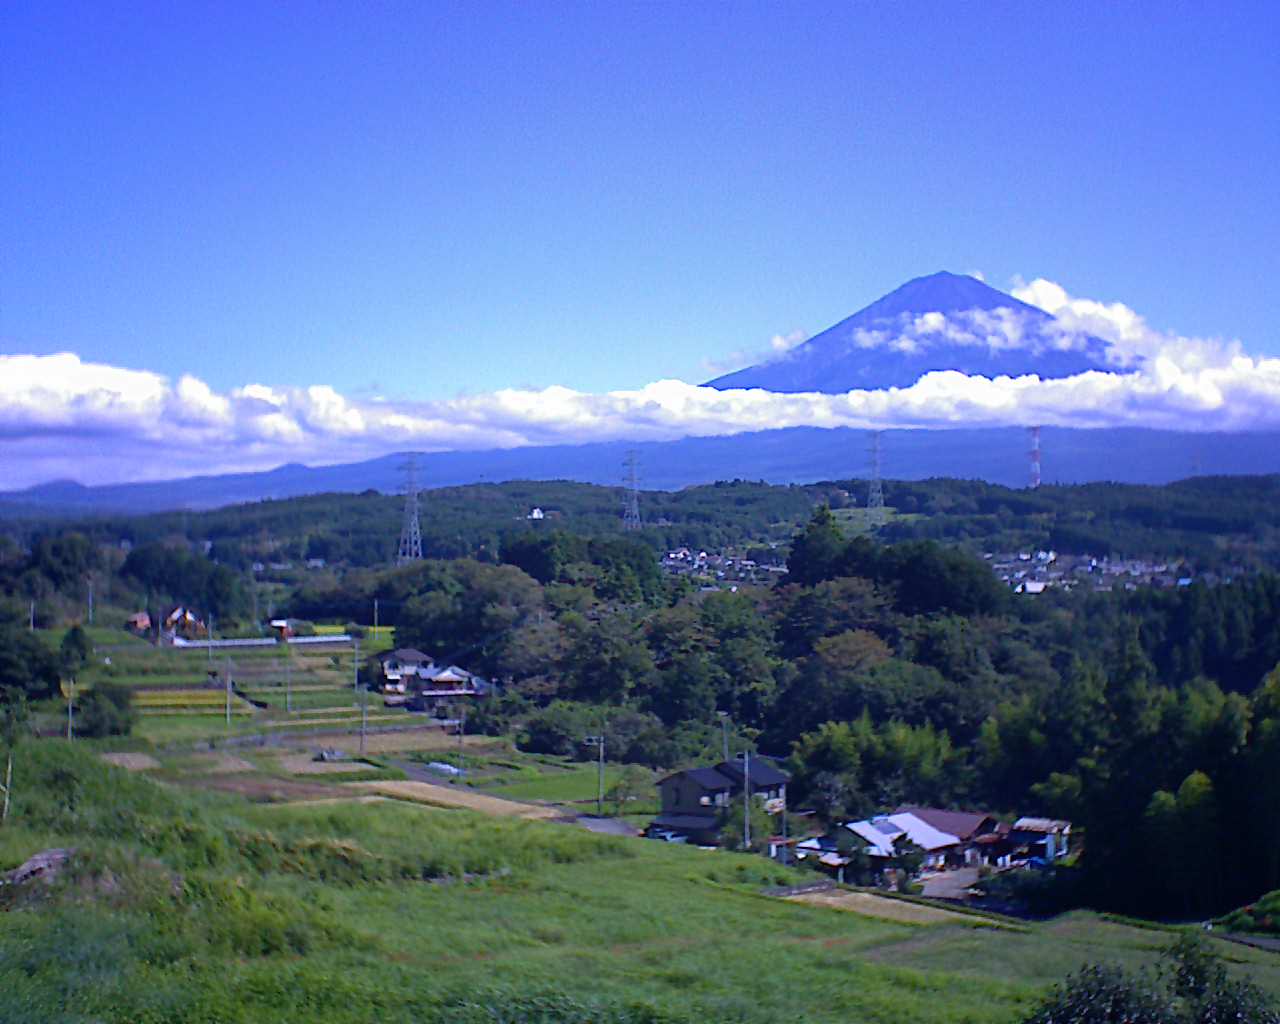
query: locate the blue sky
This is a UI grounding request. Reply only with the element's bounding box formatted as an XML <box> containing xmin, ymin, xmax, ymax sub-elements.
<box><xmin>2</xmin><ymin>3</ymin><xmax>1279</xmax><ymax>485</ymax></box>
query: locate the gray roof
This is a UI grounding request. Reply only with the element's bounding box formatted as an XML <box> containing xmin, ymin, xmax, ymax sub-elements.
<box><xmin>671</xmin><ymin>766</ymin><xmax>734</xmax><ymax>791</ymax></box>
<box><xmin>715</xmin><ymin>758</ymin><xmax>790</xmax><ymax>789</ymax></box>
<box><xmin>380</xmin><ymin>648</ymin><xmax>431</xmax><ymax>663</ymax></box>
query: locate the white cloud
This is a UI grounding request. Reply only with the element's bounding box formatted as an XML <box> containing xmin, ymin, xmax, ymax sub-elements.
<box><xmin>1009</xmin><ymin>276</ymin><xmax>1244</xmax><ymax>370</ymax></box>
<box><xmin>701</xmin><ymin>330</ymin><xmax>807</xmax><ymax>376</ymax></box>
<box><xmin>2</xmin><ymin>279</ymin><xmax>1277</xmax><ymax>488</ymax></box>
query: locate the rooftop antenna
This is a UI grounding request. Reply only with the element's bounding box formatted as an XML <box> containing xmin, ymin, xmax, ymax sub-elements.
<box><xmin>396</xmin><ymin>453</ymin><xmax>424</xmax><ymax>565</ymax></box>
<box><xmin>864</xmin><ymin>430</ymin><xmax>886</xmax><ymax>531</ymax></box>
<box><xmin>622</xmin><ymin>450</ymin><xmax>643</xmax><ymax>531</ymax></box>
<box><xmin>1029</xmin><ymin>426</ymin><xmax>1042</xmax><ymax>490</ymax></box>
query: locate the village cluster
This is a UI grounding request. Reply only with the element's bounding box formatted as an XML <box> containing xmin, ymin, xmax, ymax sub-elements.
<box><xmin>985</xmin><ymin>549</ymin><xmax>1216</xmax><ymax>594</ymax></box>
<box><xmin>650</xmin><ymin>758</ymin><xmax>1070</xmax><ymax>896</ymax></box>
<box><xmin>661</xmin><ymin>547</ymin><xmax>787</xmax><ymax>586</ymax></box>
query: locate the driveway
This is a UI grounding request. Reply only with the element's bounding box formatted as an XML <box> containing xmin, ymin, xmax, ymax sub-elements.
<box><xmin>575</xmin><ymin>815</ymin><xmax>639</xmax><ymax>837</ymax></box>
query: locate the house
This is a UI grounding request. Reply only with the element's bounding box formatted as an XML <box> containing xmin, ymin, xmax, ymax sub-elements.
<box><xmin>124</xmin><ymin>611</ymin><xmax>151</xmax><ymax>635</ymax></box>
<box><xmin>376</xmin><ymin>650</ymin><xmax>485</xmax><ymax>713</ymax></box>
<box><xmin>712</xmin><ymin>758</ymin><xmax>788</xmax><ymax>813</ymax></box>
<box><xmin>796</xmin><ymin>813</ymin><xmax>950</xmax><ymax>873</ymax></box>
<box><xmin>1010</xmin><ymin>817</ymin><xmax>1072</xmax><ymax>861</ymax></box>
<box><xmin>650</xmin><ymin>758</ymin><xmax>790</xmax><ymax>843</ymax></box>
<box><xmin>162</xmin><ymin>606</ymin><xmax>207</xmax><ymax>641</ymax></box>
<box><xmin>798</xmin><ymin>808</ymin><xmax>996</xmax><ymax>875</ymax></box>
<box><xmin>407</xmin><ymin>664</ymin><xmax>485</xmax><ymax>713</ymax></box>
<box><xmin>896</xmin><ymin>808</ymin><xmax>1003</xmax><ymax>865</ymax></box>
<box><xmin>269</xmin><ymin>619</ymin><xmax>294</xmax><ymax>640</ymax></box>
<box><xmin>377</xmin><ymin>648</ymin><xmax>433</xmax><ymax>692</ymax></box>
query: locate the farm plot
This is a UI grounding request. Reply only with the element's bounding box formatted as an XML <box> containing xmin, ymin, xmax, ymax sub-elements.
<box><xmin>348</xmin><ymin>780</ymin><xmax>565</xmax><ymax>819</ymax></box>
<box><xmin>131</xmin><ymin>688</ymin><xmax>256</xmax><ymax>715</ymax></box>
<box><xmin>275</xmin><ymin>753</ymin><xmax>387</xmax><ymax>775</ymax></box>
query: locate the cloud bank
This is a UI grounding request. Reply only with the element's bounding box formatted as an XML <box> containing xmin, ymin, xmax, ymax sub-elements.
<box><xmin>1</xmin><ymin>280</ymin><xmax>1277</xmax><ymax>488</ymax></box>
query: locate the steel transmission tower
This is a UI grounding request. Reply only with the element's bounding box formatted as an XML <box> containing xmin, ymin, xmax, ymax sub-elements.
<box><xmin>864</xmin><ymin>430</ymin><xmax>886</xmax><ymax>531</ymax></box>
<box><xmin>621</xmin><ymin>451</ymin><xmax>643</xmax><ymax>531</ymax></box>
<box><xmin>1028</xmin><ymin>426</ymin><xmax>1042</xmax><ymax>490</ymax></box>
<box><xmin>396</xmin><ymin>454</ymin><xmax>424</xmax><ymax>565</ymax></box>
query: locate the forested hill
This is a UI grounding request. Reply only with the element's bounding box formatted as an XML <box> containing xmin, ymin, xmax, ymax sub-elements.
<box><xmin>2</xmin><ymin>474</ymin><xmax>1278</xmax><ymax>575</ymax></box>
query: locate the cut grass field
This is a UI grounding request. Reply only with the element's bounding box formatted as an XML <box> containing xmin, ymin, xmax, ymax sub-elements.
<box><xmin>3</xmin><ymin>742</ymin><xmax>1279</xmax><ymax>1024</ymax></box>
<box><xmin>478</xmin><ymin>762</ymin><xmax>651</xmax><ymax>806</ymax></box>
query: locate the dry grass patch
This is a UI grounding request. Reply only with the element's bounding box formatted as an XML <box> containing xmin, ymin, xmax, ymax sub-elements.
<box><xmin>99</xmin><ymin>752</ymin><xmax>161</xmax><ymax>771</ymax></box>
<box><xmin>356</xmin><ymin>730</ymin><xmax>499</xmax><ymax>754</ymax></box>
<box><xmin>786</xmin><ymin>889</ymin><xmax>978</xmax><ymax>925</ymax></box>
<box><xmin>276</xmin><ymin>753</ymin><xmax>376</xmax><ymax>775</ymax></box>
<box><xmin>348</xmin><ymin>780</ymin><xmax>564</xmax><ymax>820</ymax></box>
<box><xmin>180</xmin><ymin>752</ymin><xmax>257</xmax><ymax>774</ymax></box>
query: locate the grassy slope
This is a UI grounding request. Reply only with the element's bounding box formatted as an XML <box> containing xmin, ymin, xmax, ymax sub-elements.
<box><xmin>3</xmin><ymin>743</ymin><xmax>1278</xmax><ymax>1024</ymax></box>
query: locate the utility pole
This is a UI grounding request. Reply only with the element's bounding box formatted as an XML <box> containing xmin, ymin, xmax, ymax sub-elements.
<box><xmin>224</xmin><ymin>657</ymin><xmax>232</xmax><ymax>728</ymax></box>
<box><xmin>285</xmin><ymin>650</ymin><xmax>292</xmax><ymax>713</ymax></box>
<box><xmin>208</xmin><ymin>614</ymin><xmax>215</xmax><ymax>669</ymax></box>
<box><xmin>584</xmin><ymin>733</ymin><xmax>605</xmax><ymax>816</ymax></box>
<box><xmin>373</xmin><ymin>598</ymin><xmax>379</xmax><ymax>633</ymax></box>
<box><xmin>743</xmin><ymin>747</ymin><xmax>752</xmax><ymax>851</ymax></box>
<box><xmin>458</xmin><ymin>703</ymin><xmax>467</xmax><ymax>753</ymax></box>
<box><xmin>354</xmin><ymin>637</ymin><xmax>366</xmax><ymax>755</ymax></box>
<box><xmin>716</xmin><ymin>711</ymin><xmax>730</xmax><ymax>763</ymax></box>
<box><xmin>29</xmin><ymin>600</ymin><xmax>34</xmax><ymax>631</ymax></box>
<box><xmin>359</xmin><ymin>683</ymin><xmax>368</xmax><ymax>756</ymax></box>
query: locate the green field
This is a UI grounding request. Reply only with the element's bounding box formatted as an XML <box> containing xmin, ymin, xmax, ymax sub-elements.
<box><xmin>3</xmin><ymin>742</ymin><xmax>1278</xmax><ymax>1024</ymax></box>
<box><xmin>480</xmin><ymin>761</ymin><xmax>654</xmax><ymax>809</ymax></box>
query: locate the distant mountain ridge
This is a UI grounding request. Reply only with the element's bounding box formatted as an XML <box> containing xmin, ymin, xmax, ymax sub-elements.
<box><xmin>706</xmin><ymin>271</ymin><xmax>1112</xmax><ymax>392</ymax></box>
<box><xmin>5</xmin><ymin>427</ymin><xmax>1280</xmax><ymax>518</ymax></box>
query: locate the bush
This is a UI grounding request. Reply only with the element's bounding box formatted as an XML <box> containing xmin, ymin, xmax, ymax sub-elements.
<box><xmin>1215</xmin><ymin>889</ymin><xmax>1280</xmax><ymax>936</ymax></box>
<box><xmin>1022</xmin><ymin>935</ymin><xmax>1280</xmax><ymax>1024</ymax></box>
<box><xmin>76</xmin><ymin>683</ymin><xmax>135</xmax><ymax>738</ymax></box>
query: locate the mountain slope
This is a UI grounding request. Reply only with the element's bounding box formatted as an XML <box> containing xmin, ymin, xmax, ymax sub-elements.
<box><xmin>4</xmin><ymin>427</ymin><xmax>1280</xmax><ymax>517</ymax></box>
<box><xmin>706</xmin><ymin>271</ymin><xmax>1112</xmax><ymax>392</ymax></box>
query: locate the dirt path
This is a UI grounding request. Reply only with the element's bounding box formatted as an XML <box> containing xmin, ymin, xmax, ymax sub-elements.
<box><xmin>786</xmin><ymin>889</ymin><xmax>979</xmax><ymax>925</ymax></box>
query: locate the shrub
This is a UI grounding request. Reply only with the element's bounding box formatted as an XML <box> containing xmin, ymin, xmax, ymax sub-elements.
<box><xmin>76</xmin><ymin>683</ymin><xmax>135</xmax><ymax>738</ymax></box>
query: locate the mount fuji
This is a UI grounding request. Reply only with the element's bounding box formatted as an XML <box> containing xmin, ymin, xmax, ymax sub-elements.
<box><xmin>706</xmin><ymin>271</ymin><xmax>1113</xmax><ymax>393</ymax></box>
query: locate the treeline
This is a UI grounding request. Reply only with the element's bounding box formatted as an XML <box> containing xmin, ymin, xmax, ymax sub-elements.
<box><xmin>0</xmin><ymin>479</ymin><xmax>829</xmax><ymax>572</ymax></box>
<box><xmin>878</xmin><ymin>474</ymin><xmax>1280</xmax><ymax>569</ymax></box>
<box><xmin>777</xmin><ymin>508</ymin><xmax>1280</xmax><ymax>917</ymax></box>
